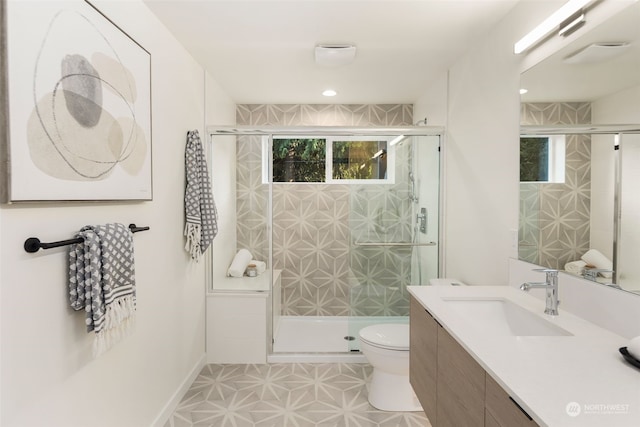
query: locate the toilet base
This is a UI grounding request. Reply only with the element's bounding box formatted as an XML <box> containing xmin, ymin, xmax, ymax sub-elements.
<box><xmin>367</xmin><ymin>369</ymin><xmax>423</xmax><ymax>412</ymax></box>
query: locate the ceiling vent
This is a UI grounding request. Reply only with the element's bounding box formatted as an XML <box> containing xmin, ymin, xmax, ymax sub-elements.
<box><xmin>314</xmin><ymin>44</ymin><xmax>356</xmax><ymax>67</ymax></box>
<box><xmin>563</xmin><ymin>42</ymin><xmax>630</xmax><ymax>64</ymax></box>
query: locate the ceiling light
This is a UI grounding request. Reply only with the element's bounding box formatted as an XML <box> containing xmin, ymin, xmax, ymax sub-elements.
<box><xmin>322</xmin><ymin>89</ymin><xmax>337</xmax><ymax>97</ymax></box>
<box><xmin>519</xmin><ymin>88</ymin><xmax>529</xmax><ymax>95</ymax></box>
<box><xmin>315</xmin><ymin>44</ymin><xmax>356</xmax><ymax>67</ymax></box>
<box><xmin>514</xmin><ymin>0</ymin><xmax>593</xmax><ymax>54</ymax></box>
<box><xmin>563</xmin><ymin>42</ymin><xmax>630</xmax><ymax>64</ymax></box>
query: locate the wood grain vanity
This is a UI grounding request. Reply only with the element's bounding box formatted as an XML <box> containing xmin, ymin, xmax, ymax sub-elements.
<box><xmin>410</xmin><ymin>295</ymin><xmax>538</xmax><ymax>427</ymax></box>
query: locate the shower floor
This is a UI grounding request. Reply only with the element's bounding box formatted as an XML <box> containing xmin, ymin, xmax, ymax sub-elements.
<box><xmin>271</xmin><ymin>315</ymin><xmax>409</xmax><ymax>362</ymax></box>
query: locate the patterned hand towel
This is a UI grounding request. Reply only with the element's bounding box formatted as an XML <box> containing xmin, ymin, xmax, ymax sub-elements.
<box><xmin>69</xmin><ymin>223</ymin><xmax>136</xmax><ymax>357</ymax></box>
<box><xmin>184</xmin><ymin>129</ymin><xmax>218</xmax><ymax>261</ymax></box>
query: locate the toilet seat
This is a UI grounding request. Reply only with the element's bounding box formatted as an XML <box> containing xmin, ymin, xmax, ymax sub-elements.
<box><xmin>359</xmin><ymin>324</ymin><xmax>410</xmax><ymax>351</ymax></box>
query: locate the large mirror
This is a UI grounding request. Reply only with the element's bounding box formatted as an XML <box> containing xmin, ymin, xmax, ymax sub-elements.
<box><xmin>519</xmin><ymin>1</ymin><xmax>640</xmax><ymax>295</ymax></box>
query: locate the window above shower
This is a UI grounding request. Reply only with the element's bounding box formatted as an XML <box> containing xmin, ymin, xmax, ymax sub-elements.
<box><xmin>263</xmin><ymin>136</ymin><xmax>395</xmax><ymax>184</ymax></box>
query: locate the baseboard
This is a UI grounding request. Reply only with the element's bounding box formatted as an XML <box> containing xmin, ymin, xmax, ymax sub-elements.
<box><xmin>151</xmin><ymin>353</ymin><xmax>206</xmax><ymax>427</ymax></box>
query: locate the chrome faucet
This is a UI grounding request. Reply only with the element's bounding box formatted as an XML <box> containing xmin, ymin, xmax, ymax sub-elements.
<box><xmin>583</xmin><ymin>268</ymin><xmax>614</xmax><ymax>282</ymax></box>
<box><xmin>520</xmin><ymin>269</ymin><xmax>560</xmax><ymax>316</ymax></box>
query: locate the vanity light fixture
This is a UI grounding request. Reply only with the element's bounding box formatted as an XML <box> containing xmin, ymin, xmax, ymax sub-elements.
<box><xmin>514</xmin><ymin>0</ymin><xmax>594</xmax><ymax>54</ymax></box>
<box><xmin>558</xmin><ymin>11</ymin><xmax>586</xmax><ymax>37</ymax></box>
<box><xmin>322</xmin><ymin>89</ymin><xmax>337</xmax><ymax>97</ymax></box>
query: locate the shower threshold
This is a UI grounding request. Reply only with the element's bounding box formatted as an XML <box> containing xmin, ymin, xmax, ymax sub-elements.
<box><xmin>269</xmin><ymin>315</ymin><xmax>408</xmax><ymax>363</ymax></box>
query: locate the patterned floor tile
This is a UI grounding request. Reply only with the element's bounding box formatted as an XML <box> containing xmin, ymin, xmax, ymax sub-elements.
<box><xmin>165</xmin><ymin>363</ymin><xmax>431</xmax><ymax>427</ymax></box>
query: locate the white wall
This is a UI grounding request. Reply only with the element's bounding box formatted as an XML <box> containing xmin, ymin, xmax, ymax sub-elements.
<box><xmin>420</xmin><ymin>1</ymin><xmax>608</xmax><ymax>285</ymax></box>
<box><xmin>448</xmin><ymin>1</ymin><xmax>640</xmax><ymax>340</ymax></box>
<box><xmin>414</xmin><ymin>0</ymin><xmax>637</xmax><ymax>285</ymax></box>
<box><xmin>592</xmin><ymin>85</ymin><xmax>640</xmax><ymax>124</ymax></box>
<box><xmin>436</xmin><ymin>3</ymin><xmax>538</xmax><ymax>284</ymax></box>
<box><xmin>413</xmin><ymin>72</ymin><xmax>448</xmax><ymax>127</ymax></box>
<box><xmin>0</xmin><ymin>1</ymin><xmax>235</xmax><ymax>426</ymax></box>
<box><xmin>591</xmin><ymin>86</ymin><xmax>640</xmax><ymax>292</ymax></box>
<box><xmin>591</xmin><ymin>84</ymin><xmax>640</xmax><ymax>253</ymax></box>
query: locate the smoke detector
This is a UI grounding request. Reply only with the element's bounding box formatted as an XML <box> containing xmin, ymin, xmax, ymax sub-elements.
<box><xmin>314</xmin><ymin>44</ymin><xmax>356</xmax><ymax>67</ymax></box>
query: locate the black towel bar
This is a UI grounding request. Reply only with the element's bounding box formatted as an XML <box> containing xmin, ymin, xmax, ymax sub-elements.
<box><xmin>24</xmin><ymin>224</ymin><xmax>150</xmax><ymax>253</ymax></box>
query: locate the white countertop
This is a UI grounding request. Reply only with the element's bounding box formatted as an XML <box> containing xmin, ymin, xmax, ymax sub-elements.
<box><xmin>408</xmin><ymin>285</ymin><xmax>640</xmax><ymax>427</ymax></box>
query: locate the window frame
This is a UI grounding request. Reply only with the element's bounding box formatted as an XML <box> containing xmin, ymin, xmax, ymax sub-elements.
<box><xmin>263</xmin><ymin>135</ymin><xmax>396</xmax><ymax>184</ymax></box>
<box><xmin>326</xmin><ymin>136</ymin><xmax>395</xmax><ymax>184</ymax></box>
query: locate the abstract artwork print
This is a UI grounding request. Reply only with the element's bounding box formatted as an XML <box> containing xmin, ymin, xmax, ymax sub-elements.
<box><xmin>4</xmin><ymin>0</ymin><xmax>151</xmax><ymax>201</ymax></box>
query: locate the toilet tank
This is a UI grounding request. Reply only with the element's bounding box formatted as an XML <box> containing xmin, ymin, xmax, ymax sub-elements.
<box><xmin>429</xmin><ymin>278</ymin><xmax>467</xmax><ymax>286</ymax></box>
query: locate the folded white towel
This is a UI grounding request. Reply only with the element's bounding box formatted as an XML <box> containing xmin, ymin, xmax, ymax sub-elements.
<box><xmin>581</xmin><ymin>249</ymin><xmax>613</xmax><ymax>278</ymax></box>
<box><xmin>251</xmin><ymin>260</ymin><xmax>267</xmax><ymax>275</ymax></box>
<box><xmin>227</xmin><ymin>249</ymin><xmax>253</xmax><ymax>277</ymax></box>
<box><xmin>564</xmin><ymin>260</ymin><xmax>587</xmax><ymax>276</ymax></box>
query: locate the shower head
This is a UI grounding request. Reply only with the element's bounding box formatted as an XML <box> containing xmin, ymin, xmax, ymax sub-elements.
<box><xmin>389</xmin><ymin>135</ymin><xmax>406</xmax><ymax>147</ymax></box>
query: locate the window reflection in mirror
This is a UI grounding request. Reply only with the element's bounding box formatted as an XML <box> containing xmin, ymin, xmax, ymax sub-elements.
<box><xmin>518</xmin><ymin>1</ymin><xmax>640</xmax><ymax>295</ymax></box>
<box><xmin>520</xmin><ymin>135</ymin><xmax>565</xmax><ymax>183</ymax></box>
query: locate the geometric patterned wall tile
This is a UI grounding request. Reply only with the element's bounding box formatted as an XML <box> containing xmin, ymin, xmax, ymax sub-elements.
<box><xmin>237</xmin><ymin>104</ymin><xmax>414</xmax><ymax>316</ymax></box>
<box><xmin>237</xmin><ymin>104</ymin><xmax>413</xmax><ymax>127</ymax></box>
<box><xmin>520</xmin><ymin>103</ymin><xmax>591</xmax><ymax>270</ymax></box>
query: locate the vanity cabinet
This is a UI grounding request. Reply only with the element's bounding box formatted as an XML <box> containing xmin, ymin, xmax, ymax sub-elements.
<box><xmin>437</xmin><ymin>324</ymin><xmax>485</xmax><ymax>426</ymax></box>
<box><xmin>409</xmin><ymin>295</ymin><xmax>539</xmax><ymax>427</ymax></box>
<box><xmin>409</xmin><ymin>296</ymin><xmax>438</xmax><ymax>423</ymax></box>
<box><xmin>485</xmin><ymin>375</ymin><xmax>538</xmax><ymax>427</ymax></box>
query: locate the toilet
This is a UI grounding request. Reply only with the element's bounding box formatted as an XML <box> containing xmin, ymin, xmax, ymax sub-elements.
<box><xmin>358</xmin><ymin>323</ymin><xmax>422</xmax><ymax>412</ymax></box>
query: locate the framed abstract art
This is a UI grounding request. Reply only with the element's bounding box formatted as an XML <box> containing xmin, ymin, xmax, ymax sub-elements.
<box><xmin>1</xmin><ymin>0</ymin><xmax>152</xmax><ymax>202</ymax></box>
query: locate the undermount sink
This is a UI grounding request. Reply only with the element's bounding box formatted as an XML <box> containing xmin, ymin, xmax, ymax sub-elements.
<box><xmin>441</xmin><ymin>298</ymin><xmax>573</xmax><ymax>337</ymax></box>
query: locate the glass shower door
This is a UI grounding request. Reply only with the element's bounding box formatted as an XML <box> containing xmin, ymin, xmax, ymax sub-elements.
<box><xmin>347</xmin><ymin>135</ymin><xmax>440</xmax><ymax>351</ymax></box>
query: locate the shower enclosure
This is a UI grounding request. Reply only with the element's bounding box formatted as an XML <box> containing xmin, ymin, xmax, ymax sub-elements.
<box><xmin>209</xmin><ymin>126</ymin><xmax>442</xmax><ymax>361</ymax></box>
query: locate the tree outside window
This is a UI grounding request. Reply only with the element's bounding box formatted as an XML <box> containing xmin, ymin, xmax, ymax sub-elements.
<box><xmin>270</xmin><ymin>137</ymin><xmax>394</xmax><ymax>184</ymax></box>
<box><xmin>273</xmin><ymin>138</ymin><xmax>326</xmax><ymax>182</ymax></box>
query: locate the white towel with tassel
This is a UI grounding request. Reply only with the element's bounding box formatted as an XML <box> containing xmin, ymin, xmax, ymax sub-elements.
<box><xmin>228</xmin><ymin>249</ymin><xmax>253</xmax><ymax>277</ymax></box>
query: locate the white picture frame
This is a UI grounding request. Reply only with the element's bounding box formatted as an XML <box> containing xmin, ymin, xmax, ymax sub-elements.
<box><xmin>2</xmin><ymin>0</ymin><xmax>152</xmax><ymax>202</ymax></box>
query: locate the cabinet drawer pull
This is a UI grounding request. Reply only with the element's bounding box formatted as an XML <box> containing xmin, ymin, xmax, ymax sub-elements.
<box><xmin>509</xmin><ymin>396</ymin><xmax>533</xmax><ymax>421</ymax></box>
<box><xmin>424</xmin><ymin>309</ymin><xmax>442</xmax><ymax>327</ymax></box>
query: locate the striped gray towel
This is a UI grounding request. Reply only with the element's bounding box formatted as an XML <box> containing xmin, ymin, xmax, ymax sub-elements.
<box><xmin>69</xmin><ymin>223</ymin><xmax>136</xmax><ymax>356</ymax></box>
<box><xmin>184</xmin><ymin>130</ymin><xmax>218</xmax><ymax>261</ymax></box>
